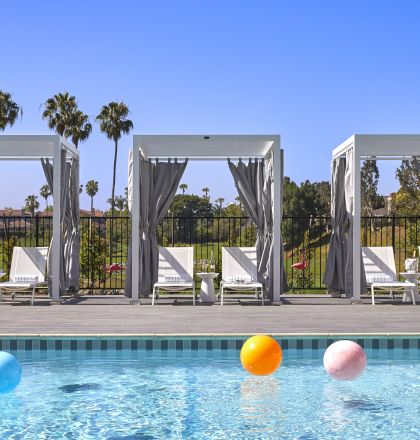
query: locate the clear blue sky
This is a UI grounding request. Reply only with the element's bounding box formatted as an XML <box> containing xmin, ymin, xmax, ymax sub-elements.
<box><xmin>1</xmin><ymin>0</ymin><xmax>420</xmax><ymax>210</ymax></box>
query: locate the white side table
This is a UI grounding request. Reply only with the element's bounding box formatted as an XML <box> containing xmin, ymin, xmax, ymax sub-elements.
<box><xmin>196</xmin><ymin>272</ymin><xmax>219</xmax><ymax>303</ymax></box>
<box><xmin>399</xmin><ymin>272</ymin><xmax>420</xmax><ymax>303</ymax></box>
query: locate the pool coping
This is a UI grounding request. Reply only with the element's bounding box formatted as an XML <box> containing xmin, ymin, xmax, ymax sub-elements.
<box><xmin>1</xmin><ymin>333</ymin><xmax>420</xmax><ymax>337</ymax></box>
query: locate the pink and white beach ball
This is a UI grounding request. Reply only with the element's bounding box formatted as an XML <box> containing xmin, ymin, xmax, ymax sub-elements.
<box><xmin>323</xmin><ymin>340</ymin><xmax>366</xmax><ymax>381</ymax></box>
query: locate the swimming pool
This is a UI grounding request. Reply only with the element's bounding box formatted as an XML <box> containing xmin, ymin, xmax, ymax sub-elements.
<box><xmin>1</xmin><ymin>336</ymin><xmax>420</xmax><ymax>439</ymax></box>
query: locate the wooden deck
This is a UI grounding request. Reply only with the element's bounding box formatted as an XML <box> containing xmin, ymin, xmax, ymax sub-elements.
<box><xmin>0</xmin><ymin>295</ymin><xmax>419</xmax><ymax>335</ymax></box>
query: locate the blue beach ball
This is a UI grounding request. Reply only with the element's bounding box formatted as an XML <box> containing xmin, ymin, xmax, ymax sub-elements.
<box><xmin>0</xmin><ymin>351</ymin><xmax>21</xmax><ymax>394</ymax></box>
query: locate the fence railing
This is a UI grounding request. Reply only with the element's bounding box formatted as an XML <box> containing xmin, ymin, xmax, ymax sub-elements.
<box><xmin>0</xmin><ymin>214</ymin><xmax>419</xmax><ymax>292</ymax></box>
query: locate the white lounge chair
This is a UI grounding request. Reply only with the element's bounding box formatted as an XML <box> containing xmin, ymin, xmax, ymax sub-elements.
<box><xmin>220</xmin><ymin>247</ymin><xmax>264</xmax><ymax>305</ymax></box>
<box><xmin>362</xmin><ymin>246</ymin><xmax>416</xmax><ymax>305</ymax></box>
<box><xmin>0</xmin><ymin>246</ymin><xmax>49</xmax><ymax>306</ymax></box>
<box><xmin>152</xmin><ymin>246</ymin><xmax>195</xmax><ymax>305</ymax></box>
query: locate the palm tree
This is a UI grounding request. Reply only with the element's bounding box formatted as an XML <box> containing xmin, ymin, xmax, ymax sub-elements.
<box><xmin>215</xmin><ymin>197</ymin><xmax>225</xmax><ymax>215</ymax></box>
<box><xmin>23</xmin><ymin>195</ymin><xmax>40</xmax><ymax>217</ymax></box>
<box><xmin>202</xmin><ymin>187</ymin><xmax>210</xmax><ymax>200</ymax></box>
<box><xmin>235</xmin><ymin>195</ymin><xmax>243</xmax><ymax>211</ymax></box>
<box><xmin>86</xmin><ymin>180</ymin><xmax>99</xmax><ymax>213</ymax></box>
<box><xmin>42</xmin><ymin>92</ymin><xmax>77</xmax><ymax>137</ymax></box>
<box><xmin>0</xmin><ymin>91</ymin><xmax>22</xmax><ymax>131</ymax></box>
<box><xmin>96</xmin><ymin>101</ymin><xmax>133</xmax><ymax>263</ymax></box>
<box><xmin>179</xmin><ymin>183</ymin><xmax>188</xmax><ymax>194</ymax></box>
<box><xmin>107</xmin><ymin>195</ymin><xmax>126</xmax><ymax>212</ymax></box>
<box><xmin>42</xmin><ymin>92</ymin><xmax>91</xmax><ymax>148</ymax></box>
<box><xmin>96</xmin><ymin>101</ymin><xmax>133</xmax><ymax>218</ymax></box>
<box><xmin>68</xmin><ymin>110</ymin><xmax>92</xmax><ymax>148</ymax></box>
<box><xmin>39</xmin><ymin>184</ymin><xmax>51</xmax><ymax>210</ymax></box>
<box><xmin>114</xmin><ymin>196</ymin><xmax>125</xmax><ymax>211</ymax></box>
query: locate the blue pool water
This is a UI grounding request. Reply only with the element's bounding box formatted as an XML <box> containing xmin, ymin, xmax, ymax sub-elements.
<box><xmin>1</xmin><ymin>349</ymin><xmax>420</xmax><ymax>439</ymax></box>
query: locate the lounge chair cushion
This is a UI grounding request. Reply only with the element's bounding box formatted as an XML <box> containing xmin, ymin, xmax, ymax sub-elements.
<box><xmin>226</xmin><ymin>275</ymin><xmax>254</xmax><ymax>284</ymax></box>
<box><xmin>13</xmin><ymin>274</ymin><xmax>39</xmax><ymax>283</ymax></box>
<box><xmin>158</xmin><ymin>275</ymin><xmax>189</xmax><ymax>283</ymax></box>
<box><xmin>365</xmin><ymin>274</ymin><xmax>393</xmax><ymax>284</ymax></box>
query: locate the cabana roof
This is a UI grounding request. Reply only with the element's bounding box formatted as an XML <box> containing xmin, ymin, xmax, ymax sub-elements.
<box><xmin>333</xmin><ymin>134</ymin><xmax>420</xmax><ymax>160</ymax></box>
<box><xmin>133</xmin><ymin>134</ymin><xmax>279</xmax><ymax>160</ymax></box>
<box><xmin>0</xmin><ymin>135</ymin><xmax>78</xmax><ymax>160</ymax></box>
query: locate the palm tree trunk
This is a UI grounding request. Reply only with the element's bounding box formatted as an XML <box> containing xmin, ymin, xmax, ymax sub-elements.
<box><xmin>109</xmin><ymin>139</ymin><xmax>118</xmax><ymax>264</ymax></box>
<box><xmin>91</xmin><ymin>196</ymin><xmax>94</xmax><ymax>214</ymax></box>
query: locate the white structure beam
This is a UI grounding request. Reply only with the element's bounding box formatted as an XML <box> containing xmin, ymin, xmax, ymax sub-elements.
<box><xmin>52</xmin><ymin>141</ymin><xmax>63</xmax><ymax>302</ymax></box>
<box><xmin>271</xmin><ymin>136</ymin><xmax>282</xmax><ymax>304</ymax></box>
<box><xmin>352</xmin><ymin>147</ymin><xmax>361</xmax><ymax>302</ymax></box>
<box><xmin>131</xmin><ymin>146</ymin><xmax>141</xmax><ymax>303</ymax></box>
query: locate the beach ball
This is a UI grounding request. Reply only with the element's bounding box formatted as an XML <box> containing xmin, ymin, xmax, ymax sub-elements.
<box><xmin>323</xmin><ymin>340</ymin><xmax>366</xmax><ymax>381</ymax></box>
<box><xmin>240</xmin><ymin>335</ymin><xmax>282</xmax><ymax>375</ymax></box>
<box><xmin>0</xmin><ymin>351</ymin><xmax>22</xmax><ymax>393</ymax></box>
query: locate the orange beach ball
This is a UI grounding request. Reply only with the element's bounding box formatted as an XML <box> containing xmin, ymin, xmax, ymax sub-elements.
<box><xmin>240</xmin><ymin>335</ymin><xmax>282</xmax><ymax>375</ymax></box>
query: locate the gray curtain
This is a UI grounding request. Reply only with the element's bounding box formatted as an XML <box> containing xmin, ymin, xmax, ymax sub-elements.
<box><xmin>65</xmin><ymin>157</ymin><xmax>80</xmax><ymax>292</ymax></box>
<box><xmin>228</xmin><ymin>158</ymin><xmax>286</xmax><ymax>299</ymax></box>
<box><xmin>41</xmin><ymin>153</ymin><xmax>71</xmax><ymax>296</ymax></box>
<box><xmin>323</xmin><ymin>157</ymin><xmax>347</xmax><ymax>294</ymax></box>
<box><xmin>125</xmin><ymin>158</ymin><xmax>188</xmax><ymax>298</ymax></box>
<box><xmin>344</xmin><ymin>148</ymin><xmax>367</xmax><ymax>298</ymax></box>
<box><xmin>260</xmin><ymin>158</ymin><xmax>274</xmax><ymax>298</ymax></box>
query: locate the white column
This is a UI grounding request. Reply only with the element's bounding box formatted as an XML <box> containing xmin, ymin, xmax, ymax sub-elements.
<box><xmin>52</xmin><ymin>139</ymin><xmax>62</xmax><ymax>302</ymax></box>
<box><xmin>352</xmin><ymin>146</ymin><xmax>361</xmax><ymax>302</ymax></box>
<box><xmin>272</xmin><ymin>138</ymin><xmax>282</xmax><ymax>304</ymax></box>
<box><xmin>131</xmin><ymin>146</ymin><xmax>140</xmax><ymax>303</ymax></box>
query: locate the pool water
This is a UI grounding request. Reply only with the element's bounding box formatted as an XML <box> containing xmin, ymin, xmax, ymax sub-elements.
<box><xmin>1</xmin><ymin>349</ymin><xmax>420</xmax><ymax>439</ymax></box>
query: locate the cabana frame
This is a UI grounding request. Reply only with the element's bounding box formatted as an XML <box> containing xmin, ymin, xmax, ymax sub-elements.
<box><xmin>129</xmin><ymin>134</ymin><xmax>284</xmax><ymax>304</ymax></box>
<box><xmin>0</xmin><ymin>135</ymin><xmax>79</xmax><ymax>302</ymax></box>
<box><xmin>332</xmin><ymin>134</ymin><xmax>420</xmax><ymax>301</ymax></box>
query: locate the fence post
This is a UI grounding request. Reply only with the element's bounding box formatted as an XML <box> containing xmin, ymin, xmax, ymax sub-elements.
<box><xmin>391</xmin><ymin>214</ymin><xmax>396</xmax><ymax>251</ymax></box>
<box><xmin>171</xmin><ymin>216</ymin><xmax>175</xmax><ymax>246</ymax></box>
<box><xmin>35</xmin><ymin>214</ymin><xmax>39</xmax><ymax>247</ymax></box>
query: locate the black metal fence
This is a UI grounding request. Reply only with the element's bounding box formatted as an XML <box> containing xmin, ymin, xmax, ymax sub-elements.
<box><xmin>0</xmin><ymin>214</ymin><xmax>419</xmax><ymax>292</ymax></box>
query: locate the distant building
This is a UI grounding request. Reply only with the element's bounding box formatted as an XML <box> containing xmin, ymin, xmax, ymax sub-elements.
<box><xmin>38</xmin><ymin>209</ymin><xmax>105</xmax><ymax>217</ymax></box>
<box><xmin>0</xmin><ymin>208</ymin><xmax>29</xmax><ymax>217</ymax></box>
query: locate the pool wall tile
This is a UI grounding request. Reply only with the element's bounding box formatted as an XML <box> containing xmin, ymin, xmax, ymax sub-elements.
<box><xmin>379</xmin><ymin>339</ymin><xmax>387</xmax><ymax>350</ymax></box>
<box><xmin>1</xmin><ymin>335</ymin><xmax>420</xmax><ymax>354</ymax></box>
<box><xmin>409</xmin><ymin>339</ymin><xmax>417</xmax><ymax>349</ymax></box>
<box><xmin>228</xmin><ymin>339</ymin><xmax>236</xmax><ymax>350</ymax></box>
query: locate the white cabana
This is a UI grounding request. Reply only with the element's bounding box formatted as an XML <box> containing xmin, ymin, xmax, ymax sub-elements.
<box><xmin>126</xmin><ymin>134</ymin><xmax>286</xmax><ymax>304</ymax></box>
<box><xmin>329</xmin><ymin>134</ymin><xmax>420</xmax><ymax>301</ymax></box>
<box><xmin>0</xmin><ymin>135</ymin><xmax>80</xmax><ymax>302</ymax></box>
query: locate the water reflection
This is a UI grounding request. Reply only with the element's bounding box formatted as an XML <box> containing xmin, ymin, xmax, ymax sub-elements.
<box><xmin>240</xmin><ymin>375</ymin><xmax>282</xmax><ymax>436</ymax></box>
